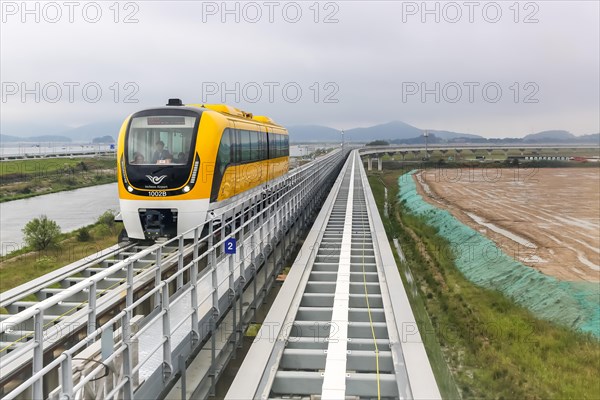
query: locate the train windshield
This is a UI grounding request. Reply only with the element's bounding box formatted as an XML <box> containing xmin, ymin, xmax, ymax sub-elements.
<box><xmin>127</xmin><ymin>115</ymin><xmax>197</xmax><ymax>166</ymax></box>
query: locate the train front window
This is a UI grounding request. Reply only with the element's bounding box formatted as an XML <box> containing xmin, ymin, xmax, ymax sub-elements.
<box><xmin>127</xmin><ymin>115</ymin><xmax>197</xmax><ymax>165</ymax></box>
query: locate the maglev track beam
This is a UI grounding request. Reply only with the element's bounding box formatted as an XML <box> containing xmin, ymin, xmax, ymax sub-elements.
<box><xmin>226</xmin><ymin>150</ymin><xmax>441</xmax><ymax>400</ymax></box>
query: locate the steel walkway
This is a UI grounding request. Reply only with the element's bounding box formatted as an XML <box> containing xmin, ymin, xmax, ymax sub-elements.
<box><xmin>0</xmin><ymin>149</ymin><xmax>347</xmax><ymax>400</ymax></box>
<box><xmin>226</xmin><ymin>151</ymin><xmax>441</xmax><ymax>399</ymax></box>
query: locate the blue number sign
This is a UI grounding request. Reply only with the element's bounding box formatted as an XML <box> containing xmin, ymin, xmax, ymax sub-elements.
<box><xmin>224</xmin><ymin>238</ymin><xmax>237</xmax><ymax>254</ymax></box>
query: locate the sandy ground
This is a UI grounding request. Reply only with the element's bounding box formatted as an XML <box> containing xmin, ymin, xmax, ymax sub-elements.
<box><xmin>413</xmin><ymin>167</ymin><xmax>600</xmax><ymax>282</ymax></box>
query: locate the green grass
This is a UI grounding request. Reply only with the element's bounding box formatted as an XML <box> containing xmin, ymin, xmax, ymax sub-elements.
<box><xmin>368</xmin><ymin>170</ymin><xmax>600</xmax><ymax>400</ymax></box>
<box><xmin>0</xmin><ymin>157</ymin><xmax>117</xmax><ymax>202</ymax></box>
<box><xmin>0</xmin><ymin>157</ymin><xmax>115</xmax><ymax>177</ymax></box>
<box><xmin>0</xmin><ymin>221</ymin><xmax>122</xmax><ymax>293</ymax></box>
<box><xmin>382</xmin><ymin>147</ymin><xmax>600</xmax><ymax>162</ymax></box>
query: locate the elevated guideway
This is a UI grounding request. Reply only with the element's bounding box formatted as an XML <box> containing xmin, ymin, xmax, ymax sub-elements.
<box><xmin>1</xmin><ymin>147</ymin><xmax>441</xmax><ymax>400</ymax></box>
<box><xmin>226</xmin><ymin>151</ymin><xmax>440</xmax><ymax>399</ymax></box>
<box><xmin>0</xmin><ymin>149</ymin><xmax>348</xmax><ymax>400</ymax></box>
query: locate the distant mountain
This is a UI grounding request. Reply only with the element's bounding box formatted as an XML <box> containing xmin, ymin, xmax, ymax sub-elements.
<box><xmin>3</xmin><ymin>118</ymin><xmax>598</xmax><ymax>145</ymax></box>
<box><xmin>287</xmin><ymin>125</ymin><xmax>342</xmax><ymax>142</ymax></box>
<box><xmin>575</xmin><ymin>133</ymin><xmax>600</xmax><ymax>143</ymax></box>
<box><xmin>59</xmin><ymin>121</ymin><xmax>123</xmax><ymax>141</ymax></box>
<box><xmin>0</xmin><ymin>121</ymin><xmax>71</xmax><ymax>137</ymax></box>
<box><xmin>391</xmin><ymin>133</ymin><xmax>444</xmax><ymax>145</ymax></box>
<box><xmin>1</xmin><ymin>121</ymin><xmax>122</xmax><ymax>142</ymax></box>
<box><xmin>429</xmin><ymin>130</ymin><xmax>484</xmax><ymax>140</ymax></box>
<box><xmin>344</xmin><ymin>121</ymin><xmax>422</xmax><ymax>141</ymax></box>
<box><xmin>0</xmin><ymin>134</ymin><xmax>71</xmax><ymax>143</ymax></box>
<box><xmin>93</xmin><ymin>135</ymin><xmax>116</xmax><ymax>143</ymax></box>
<box><xmin>289</xmin><ymin>121</ymin><xmax>432</xmax><ymax>143</ymax></box>
<box><xmin>522</xmin><ymin>130</ymin><xmax>600</xmax><ymax>144</ymax></box>
<box><xmin>523</xmin><ymin>130</ymin><xmax>575</xmax><ymax>142</ymax></box>
<box><xmin>326</xmin><ymin>121</ymin><xmax>484</xmax><ymax>142</ymax></box>
<box><xmin>0</xmin><ymin>134</ymin><xmax>21</xmax><ymax>143</ymax></box>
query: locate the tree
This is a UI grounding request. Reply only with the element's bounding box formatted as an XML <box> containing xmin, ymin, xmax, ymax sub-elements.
<box><xmin>97</xmin><ymin>210</ymin><xmax>117</xmax><ymax>234</ymax></box>
<box><xmin>22</xmin><ymin>215</ymin><xmax>61</xmax><ymax>250</ymax></box>
<box><xmin>366</xmin><ymin>140</ymin><xmax>389</xmax><ymax>146</ymax></box>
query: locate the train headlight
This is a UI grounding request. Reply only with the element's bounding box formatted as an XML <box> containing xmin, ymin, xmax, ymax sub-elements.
<box><xmin>127</xmin><ymin>185</ymin><xmax>134</xmax><ymax>192</ymax></box>
<box><xmin>183</xmin><ymin>185</ymin><xmax>191</xmax><ymax>193</ymax></box>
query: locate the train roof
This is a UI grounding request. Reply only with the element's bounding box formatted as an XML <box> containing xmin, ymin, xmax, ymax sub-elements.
<box><xmin>185</xmin><ymin>102</ymin><xmax>282</xmax><ymax>128</ymax></box>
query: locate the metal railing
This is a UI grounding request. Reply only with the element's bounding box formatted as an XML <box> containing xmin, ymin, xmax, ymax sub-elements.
<box><xmin>0</xmin><ymin>148</ymin><xmax>348</xmax><ymax>400</ymax></box>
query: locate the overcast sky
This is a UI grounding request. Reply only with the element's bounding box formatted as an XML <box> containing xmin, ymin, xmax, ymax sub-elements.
<box><xmin>1</xmin><ymin>0</ymin><xmax>599</xmax><ymax>138</ymax></box>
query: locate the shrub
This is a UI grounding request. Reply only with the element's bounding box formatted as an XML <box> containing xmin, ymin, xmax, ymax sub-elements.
<box><xmin>22</xmin><ymin>215</ymin><xmax>61</xmax><ymax>251</ymax></box>
<box><xmin>77</xmin><ymin>227</ymin><xmax>92</xmax><ymax>242</ymax></box>
<box><xmin>97</xmin><ymin>210</ymin><xmax>116</xmax><ymax>230</ymax></box>
<box><xmin>95</xmin><ymin>224</ymin><xmax>111</xmax><ymax>237</ymax></box>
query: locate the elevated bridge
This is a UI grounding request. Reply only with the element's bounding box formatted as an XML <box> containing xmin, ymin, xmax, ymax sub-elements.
<box><xmin>0</xmin><ymin>147</ymin><xmax>447</xmax><ymax>399</ymax></box>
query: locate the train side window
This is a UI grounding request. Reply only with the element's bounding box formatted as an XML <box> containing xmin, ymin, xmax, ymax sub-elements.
<box><xmin>233</xmin><ymin>129</ymin><xmax>241</xmax><ymax>163</ymax></box>
<box><xmin>267</xmin><ymin>133</ymin><xmax>273</xmax><ymax>159</ymax></box>
<box><xmin>218</xmin><ymin>130</ymin><xmax>231</xmax><ymax>173</ymax></box>
<box><xmin>250</xmin><ymin>130</ymin><xmax>259</xmax><ymax>161</ymax></box>
<box><xmin>277</xmin><ymin>134</ymin><xmax>283</xmax><ymax>158</ymax></box>
<box><xmin>259</xmin><ymin>131</ymin><xmax>267</xmax><ymax>160</ymax></box>
<box><xmin>241</xmin><ymin>130</ymin><xmax>251</xmax><ymax>162</ymax></box>
<box><xmin>284</xmin><ymin>135</ymin><xmax>289</xmax><ymax>156</ymax></box>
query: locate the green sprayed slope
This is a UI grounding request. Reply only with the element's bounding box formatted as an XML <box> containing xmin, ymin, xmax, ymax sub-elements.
<box><xmin>398</xmin><ymin>171</ymin><xmax>599</xmax><ymax>337</ymax></box>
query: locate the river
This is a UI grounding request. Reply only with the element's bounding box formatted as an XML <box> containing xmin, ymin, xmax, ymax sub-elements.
<box><xmin>0</xmin><ymin>183</ymin><xmax>119</xmax><ymax>256</ymax></box>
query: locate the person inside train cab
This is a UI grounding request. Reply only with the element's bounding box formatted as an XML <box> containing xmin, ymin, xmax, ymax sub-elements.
<box><xmin>132</xmin><ymin>152</ymin><xmax>145</xmax><ymax>164</ymax></box>
<box><xmin>175</xmin><ymin>152</ymin><xmax>187</xmax><ymax>164</ymax></box>
<box><xmin>152</xmin><ymin>140</ymin><xmax>172</xmax><ymax>164</ymax></box>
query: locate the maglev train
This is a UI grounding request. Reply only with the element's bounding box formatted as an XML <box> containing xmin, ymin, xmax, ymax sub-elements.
<box><xmin>117</xmin><ymin>99</ymin><xmax>289</xmax><ymax>240</ymax></box>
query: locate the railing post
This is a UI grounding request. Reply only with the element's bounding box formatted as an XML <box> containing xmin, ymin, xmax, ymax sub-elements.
<box><xmin>122</xmin><ymin>260</ymin><xmax>135</xmax><ymax>399</ymax></box>
<box><xmin>280</xmin><ymin>206</ymin><xmax>286</xmax><ymax>263</ymax></box>
<box><xmin>155</xmin><ymin>247</ymin><xmax>162</xmax><ymax>308</ymax></box>
<box><xmin>177</xmin><ymin>236</ymin><xmax>184</xmax><ymax>289</ymax></box>
<box><xmin>251</xmin><ymin>255</ymin><xmax>257</xmax><ymax>323</ymax></box>
<box><xmin>126</xmin><ymin>260</ymin><xmax>134</xmax><ymax>308</ymax></box>
<box><xmin>87</xmin><ymin>281</ymin><xmax>97</xmax><ymax>337</ymax></box>
<box><xmin>237</xmin><ymin>276</ymin><xmax>243</xmax><ymax>348</ymax></box>
<box><xmin>209</xmin><ymin>219</ymin><xmax>219</xmax><ymax>317</ymax></box>
<box><xmin>190</xmin><ymin>227</ymin><xmax>200</xmax><ymax>346</ymax></box>
<box><xmin>209</xmin><ymin>217</ymin><xmax>219</xmax><ymax>397</ymax></box>
<box><xmin>33</xmin><ymin>309</ymin><xmax>44</xmax><ymax>400</ymax></box>
<box><xmin>162</xmin><ymin>285</ymin><xmax>173</xmax><ymax>381</ymax></box>
<box><xmin>250</xmin><ymin>207</ymin><xmax>256</xmax><ymax>264</ymax></box>
<box><xmin>209</xmin><ymin>315</ymin><xmax>216</xmax><ymax>396</ymax></box>
<box><xmin>179</xmin><ymin>353</ymin><xmax>187</xmax><ymax>400</ymax></box>
<box><xmin>228</xmin><ymin>212</ymin><xmax>237</xmax><ymax>351</ymax></box>
<box><xmin>60</xmin><ymin>353</ymin><xmax>73</xmax><ymax>400</ymax></box>
<box><xmin>230</xmin><ymin>252</ymin><xmax>238</xmax><ymax>354</ymax></box>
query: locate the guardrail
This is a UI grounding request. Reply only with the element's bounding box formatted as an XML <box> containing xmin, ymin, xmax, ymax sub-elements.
<box><xmin>0</xmin><ymin>148</ymin><xmax>349</xmax><ymax>400</ymax></box>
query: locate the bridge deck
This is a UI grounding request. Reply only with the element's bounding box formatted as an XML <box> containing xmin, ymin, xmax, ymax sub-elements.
<box><xmin>226</xmin><ymin>151</ymin><xmax>440</xmax><ymax>399</ymax></box>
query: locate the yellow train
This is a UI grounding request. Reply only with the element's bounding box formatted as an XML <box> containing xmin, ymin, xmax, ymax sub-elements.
<box><xmin>117</xmin><ymin>99</ymin><xmax>289</xmax><ymax>239</ymax></box>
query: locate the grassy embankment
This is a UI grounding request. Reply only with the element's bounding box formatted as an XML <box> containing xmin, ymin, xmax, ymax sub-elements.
<box><xmin>367</xmin><ymin>170</ymin><xmax>600</xmax><ymax>400</ymax></box>
<box><xmin>0</xmin><ymin>157</ymin><xmax>116</xmax><ymax>202</ymax></box>
<box><xmin>0</xmin><ymin>213</ymin><xmax>123</xmax><ymax>295</ymax></box>
<box><xmin>380</xmin><ymin>147</ymin><xmax>599</xmax><ymax>162</ymax></box>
